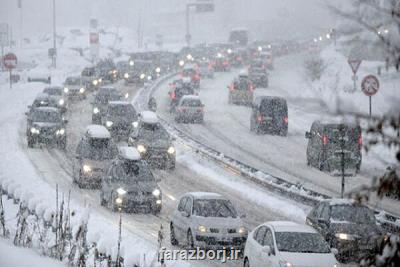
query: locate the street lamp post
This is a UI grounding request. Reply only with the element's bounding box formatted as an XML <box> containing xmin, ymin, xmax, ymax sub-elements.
<box><xmin>52</xmin><ymin>0</ymin><xmax>57</xmax><ymax>68</ymax></box>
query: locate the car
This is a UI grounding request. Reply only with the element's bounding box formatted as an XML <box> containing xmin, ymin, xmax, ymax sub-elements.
<box><xmin>169</xmin><ymin>78</ymin><xmax>196</xmax><ymax>112</ymax></box>
<box><xmin>249</xmin><ymin>66</ymin><xmax>268</xmax><ymax>88</ymax></box>
<box><xmin>212</xmin><ymin>54</ymin><xmax>230</xmax><ymax>72</ymax></box>
<box><xmin>102</xmin><ymin>101</ymin><xmax>138</xmax><ymax>141</ymax></box>
<box><xmin>28</xmin><ymin>93</ymin><xmax>52</xmax><ymax>112</ymax></box>
<box><xmin>97</xmin><ymin>59</ymin><xmax>118</xmax><ymax>84</ymax></box>
<box><xmin>81</xmin><ymin>67</ymin><xmax>101</xmax><ymax>91</ymax></box>
<box><xmin>228</xmin><ymin>72</ymin><xmax>254</xmax><ymax>105</ymax></box>
<box><xmin>306</xmin><ymin>199</ymin><xmax>383</xmax><ymax>262</ymax></box>
<box><xmin>43</xmin><ymin>86</ymin><xmax>68</xmax><ymax>113</ymax></box>
<box><xmin>260</xmin><ymin>51</ymin><xmax>274</xmax><ymax>70</ymax></box>
<box><xmin>169</xmin><ymin>192</ymin><xmax>247</xmax><ymax>250</ymax></box>
<box><xmin>181</xmin><ymin>64</ymin><xmax>200</xmax><ymax>89</ymax></box>
<box><xmin>73</xmin><ymin>125</ymin><xmax>118</xmax><ymax>188</ymax></box>
<box><xmin>124</xmin><ymin>59</ymin><xmax>153</xmax><ymax>85</ymax></box>
<box><xmin>100</xmin><ymin>146</ymin><xmax>162</xmax><ymax>214</ymax></box>
<box><xmin>174</xmin><ymin>95</ymin><xmax>204</xmax><ymax>124</ymax></box>
<box><xmin>128</xmin><ymin>111</ymin><xmax>176</xmax><ymax>170</ymax></box>
<box><xmin>305</xmin><ymin>121</ymin><xmax>362</xmax><ymax>174</ymax></box>
<box><xmin>115</xmin><ymin>61</ymin><xmax>130</xmax><ymax>80</ymax></box>
<box><xmin>91</xmin><ymin>87</ymin><xmax>123</xmax><ymax>124</ymax></box>
<box><xmin>250</xmin><ymin>96</ymin><xmax>288</xmax><ymax>136</ymax></box>
<box><xmin>197</xmin><ymin>60</ymin><xmax>214</xmax><ymax>79</ymax></box>
<box><xmin>243</xmin><ymin>221</ymin><xmax>338</xmax><ymax>267</ymax></box>
<box><xmin>63</xmin><ymin>76</ymin><xmax>87</xmax><ymax>100</ymax></box>
<box><xmin>26</xmin><ymin>107</ymin><xmax>67</xmax><ymax>149</ymax></box>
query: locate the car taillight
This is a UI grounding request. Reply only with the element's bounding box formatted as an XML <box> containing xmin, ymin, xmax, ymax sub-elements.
<box><xmin>249</xmin><ymin>84</ymin><xmax>254</xmax><ymax>92</ymax></box>
<box><xmin>283</xmin><ymin>116</ymin><xmax>288</xmax><ymax>124</ymax></box>
<box><xmin>197</xmin><ymin>107</ymin><xmax>203</xmax><ymax>113</ymax></box>
<box><xmin>223</xmin><ymin>61</ymin><xmax>229</xmax><ymax>65</ymax></box>
<box><xmin>322</xmin><ymin>135</ymin><xmax>328</xmax><ymax>145</ymax></box>
<box><xmin>229</xmin><ymin>84</ymin><xmax>235</xmax><ymax>92</ymax></box>
<box><xmin>358</xmin><ymin>135</ymin><xmax>363</xmax><ymax>146</ymax></box>
<box><xmin>171</xmin><ymin>91</ymin><xmax>176</xmax><ymax>99</ymax></box>
<box><xmin>178</xmin><ymin>107</ymin><xmax>186</xmax><ymax>112</ymax></box>
<box><xmin>236</xmin><ymin>56</ymin><xmax>242</xmax><ymax>61</ymax></box>
<box><xmin>257</xmin><ymin>115</ymin><xmax>264</xmax><ymax>123</ymax></box>
<box><xmin>193</xmin><ymin>74</ymin><xmax>200</xmax><ymax>81</ymax></box>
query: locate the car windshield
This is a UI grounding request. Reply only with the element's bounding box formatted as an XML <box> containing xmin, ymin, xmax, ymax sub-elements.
<box><xmin>331</xmin><ymin>205</ymin><xmax>376</xmax><ymax>224</ymax></box>
<box><xmin>138</xmin><ymin>123</ymin><xmax>170</xmax><ymax>140</ymax></box>
<box><xmin>193</xmin><ymin>199</ymin><xmax>238</xmax><ymax>218</ymax></box>
<box><xmin>234</xmin><ymin>79</ymin><xmax>251</xmax><ymax>90</ymax></box>
<box><xmin>43</xmin><ymin>88</ymin><xmax>62</xmax><ymax>96</ymax></box>
<box><xmin>113</xmin><ymin>161</ymin><xmax>154</xmax><ymax>181</ymax></box>
<box><xmin>176</xmin><ymin>87</ymin><xmax>195</xmax><ymax>98</ymax></box>
<box><xmin>80</xmin><ymin>138</ymin><xmax>117</xmax><ymax>160</ymax></box>
<box><xmin>275</xmin><ymin>232</ymin><xmax>331</xmax><ymax>253</ymax></box>
<box><xmin>183</xmin><ymin>69</ymin><xmax>196</xmax><ymax>76</ymax></box>
<box><xmin>95</xmin><ymin>93</ymin><xmax>121</xmax><ymax>104</ymax></box>
<box><xmin>82</xmin><ymin>68</ymin><xmax>95</xmax><ymax>76</ymax></box>
<box><xmin>182</xmin><ymin>99</ymin><xmax>202</xmax><ymax>107</ymax></box>
<box><xmin>31</xmin><ymin>110</ymin><xmax>61</xmax><ymax>123</ymax></box>
<box><xmin>108</xmin><ymin>105</ymin><xmax>137</xmax><ymax>119</ymax></box>
<box><xmin>260</xmin><ymin>100</ymin><xmax>287</xmax><ymax>117</ymax></box>
<box><xmin>65</xmin><ymin>77</ymin><xmax>81</xmax><ymax>85</ymax></box>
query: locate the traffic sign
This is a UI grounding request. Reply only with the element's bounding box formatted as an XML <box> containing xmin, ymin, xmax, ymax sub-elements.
<box><xmin>348</xmin><ymin>59</ymin><xmax>362</xmax><ymax>74</ymax></box>
<box><xmin>90</xmin><ymin>32</ymin><xmax>99</xmax><ymax>44</ymax></box>
<box><xmin>361</xmin><ymin>75</ymin><xmax>379</xmax><ymax>96</ymax></box>
<box><xmin>3</xmin><ymin>53</ymin><xmax>17</xmax><ymax>69</ymax></box>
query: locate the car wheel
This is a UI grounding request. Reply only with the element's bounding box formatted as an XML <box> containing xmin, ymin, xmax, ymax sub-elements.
<box><xmin>100</xmin><ymin>192</ymin><xmax>107</xmax><ymax>206</ymax></box>
<box><xmin>170</xmin><ymin>223</ymin><xmax>179</xmax><ymax>246</ymax></box>
<box><xmin>187</xmin><ymin>229</ymin><xmax>194</xmax><ymax>249</ymax></box>
<box><xmin>27</xmin><ymin>137</ymin><xmax>34</xmax><ymax>148</ymax></box>
<box><xmin>168</xmin><ymin>160</ymin><xmax>176</xmax><ymax>170</ymax></box>
<box><xmin>77</xmin><ymin>171</ymin><xmax>84</xmax><ymax>189</ymax></box>
<box><xmin>58</xmin><ymin>138</ymin><xmax>66</xmax><ymax>150</ymax></box>
<box><xmin>244</xmin><ymin>257</ymin><xmax>250</xmax><ymax>267</ymax></box>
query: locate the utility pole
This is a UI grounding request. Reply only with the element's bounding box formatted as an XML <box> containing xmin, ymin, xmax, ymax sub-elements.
<box><xmin>340</xmin><ymin>124</ymin><xmax>345</xmax><ymax>198</ymax></box>
<box><xmin>52</xmin><ymin>0</ymin><xmax>57</xmax><ymax>68</ymax></box>
<box><xmin>18</xmin><ymin>0</ymin><xmax>23</xmax><ymax>48</ymax></box>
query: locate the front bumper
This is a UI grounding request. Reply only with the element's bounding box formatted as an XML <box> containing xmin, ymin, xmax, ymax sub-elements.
<box><xmin>80</xmin><ymin>169</ymin><xmax>104</xmax><ymax>187</ymax></box>
<box><xmin>114</xmin><ymin>194</ymin><xmax>162</xmax><ymax>212</ymax></box>
<box><xmin>29</xmin><ymin>133</ymin><xmax>65</xmax><ymax>144</ymax></box>
<box><xmin>334</xmin><ymin>238</ymin><xmax>376</xmax><ymax>260</ymax></box>
<box><xmin>194</xmin><ymin>234</ymin><xmax>247</xmax><ymax>250</ymax></box>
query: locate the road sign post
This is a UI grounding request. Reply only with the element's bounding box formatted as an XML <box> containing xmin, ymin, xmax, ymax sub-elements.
<box><xmin>347</xmin><ymin>59</ymin><xmax>362</xmax><ymax>91</ymax></box>
<box><xmin>3</xmin><ymin>53</ymin><xmax>17</xmax><ymax>89</ymax></box>
<box><xmin>361</xmin><ymin>75</ymin><xmax>379</xmax><ymax>118</ymax></box>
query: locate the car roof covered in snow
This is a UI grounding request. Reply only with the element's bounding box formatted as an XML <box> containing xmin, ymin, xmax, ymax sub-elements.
<box><xmin>183</xmin><ymin>64</ymin><xmax>196</xmax><ymax>70</ymax></box>
<box><xmin>180</xmin><ymin>95</ymin><xmax>201</xmax><ymax>102</ymax></box>
<box><xmin>85</xmin><ymin>125</ymin><xmax>111</xmax><ymax>139</ymax></box>
<box><xmin>98</xmin><ymin>86</ymin><xmax>118</xmax><ymax>94</ymax></box>
<box><xmin>322</xmin><ymin>198</ymin><xmax>359</xmax><ymax>206</ymax></box>
<box><xmin>185</xmin><ymin>192</ymin><xmax>225</xmax><ymax>200</ymax></box>
<box><xmin>266</xmin><ymin>221</ymin><xmax>316</xmax><ymax>233</ymax></box>
<box><xmin>108</xmin><ymin>101</ymin><xmax>131</xmax><ymax>106</ymax></box>
<box><xmin>43</xmin><ymin>86</ymin><xmax>63</xmax><ymax>91</ymax></box>
<box><xmin>118</xmin><ymin>146</ymin><xmax>141</xmax><ymax>161</ymax></box>
<box><xmin>182</xmin><ymin>77</ymin><xmax>192</xmax><ymax>83</ymax></box>
<box><xmin>254</xmin><ymin>95</ymin><xmax>286</xmax><ymax>105</ymax></box>
<box><xmin>33</xmin><ymin>106</ymin><xmax>59</xmax><ymax>113</ymax></box>
<box><xmin>35</xmin><ymin>93</ymin><xmax>50</xmax><ymax>100</ymax></box>
<box><xmin>140</xmin><ymin>111</ymin><xmax>158</xmax><ymax>124</ymax></box>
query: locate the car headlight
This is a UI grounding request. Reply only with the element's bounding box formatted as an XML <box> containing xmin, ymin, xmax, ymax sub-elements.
<box><xmin>124</xmin><ymin>73</ymin><xmax>129</xmax><ymax>79</ymax></box>
<box><xmin>30</xmin><ymin>127</ymin><xmax>40</xmax><ymax>134</ymax></box>
<box><xmin>333</xmin><ymin>264</ymin><xmax>338</xmax><ymax>267</ymax></box>
<box><xmin>64</xmin><ymin>87</ymin><xmax>69</xmax><ymax>93</ymax></box>
<box><xmin>124</xmin><ymin>92</ymin><xmax>129</xmax><ymax>99</ymax></box>
<box><xmin>106</xmin><ymin>121</ymin><xmax>113</xmax><ymax>128</ymax></box>
<box><xmin>129</xmin><ymin>60</ymin><xmax>134</xmax><ymax>66</ymax></box>
<box><xmin>92</xmin><ymin>80</ymin><xmax>98</xmax><ymax>86</ymax></box>
<box><xmin>167</xmin><ymin>146</ymin><xmax>175</xmax><ymax>154</ymax></box>
<box><xmin>98</xmin><ymin>78</ymin><xmax>102</xmax><ymax>83</ymax></box>
<box><xmin>155</xmin><ymin>67</ymin><xmax>161</xmax><ymax>73</ymax></box>
<box><xmin>147</xmin><ymin>75</ymin><xmax>152</xmax><ymax>81</ymax></box>
<box><xmin>117</xmin><ymin>187</ymin><xmax>127</xmax><ymax>195</ymax></box>
<box><xmin>137</xmin><ymin>144</ymin><xmax>146</xmax><ymax>153</ymax></box>
<box><xmin>56</xmin><ymin>128</ymin><xmax>65</xmax><ymax>135</ymax></box>
<box><xmin>280</xmin><ymin>262</ymin><xmax>293</xmax><ymax>267</ymax></box>
<box><xmin>93</xmin><ymin>107</ymin><xmax>99</xmax><ymax>114</ymax></box>
<box><xmin>152</xmin><ymin>189</ymin><xmax>160</xmax><ymax>197</ymax></box>
<box><xmin>79</xmin><ymin>87</ymin><xmax>85</xmax><ymax>93</ymax></box>
<box><xmin>58</xmin><ymin>99</ymin><xmax>64</xmax><ymax>106</ymax></box>
<box><xmin>238</xmin><ymin>226</ymin><xmax>247</xmax><ymax>235</ymax></box>
<box><xmin>140</xmin><ymin>73</ymin><xmax>145</xmax><ymax>80</ymax></box>
<box><xmin>132</xmin><ymin>121</ymin><xmax>138</xmax><ymax>128</ymax></box>
<box><xmin>156</xmin><ymin>199</ymin><xmax>162</xmax><ymax>205</ymax></box>
<box><xmin>335</xmin><ymin>233</ymin><xmax>355</xmax><ymax>241</ymax></box>
<box><xmin>128</xmin><ymin>136</ymin><xmax>134</xmax><ymax>144</ymax></box>
<box><xmin>179</xmin><ymin>60</ymin><xmax>185</xmax><ymax>67</ymax></box>
<box><xmin>115</xmin><ymin>197</ymin><xmax>123</xmax><ymax>204</ymax></box>
<box><xmin>82</xmin><ymin>164</ymin><xmax>92</xmax><ymax>173</ymax></box>
<box><xmin>198</xmin><ymin>225</ymin><xmax>207</xmax><ymax>233</ymax></box>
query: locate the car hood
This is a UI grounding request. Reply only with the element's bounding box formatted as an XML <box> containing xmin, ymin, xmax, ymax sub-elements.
<box><xmin>105</xmin><ymin>116</ymin><xmax>135</xmax><ymax>124</ymax></box>
<box><xmin>330</xmin><ymin>222</ymin><xmax>382</xmax><ymax>238</ymax></box>
<box><xmin>65</xmin><ymin>85</ymin><xmax>82</xmax><ymax>91</ymax></box>
<box><xmin>111</xmin><ymin>181</ymin><xmax>158</xmax><ymax>193</ymax></box>
<box><xmin>139</xmin><ymin>139</ymin><xmax>171</xmax><ymax>149</ymax></box>
<box><xmin>32</xmin><ymin>122</ymin><xmax>61</xmax><ymax>128</ymax></box>
<box><xmin>193</xmin><ymin>216</ymin><xmax>243</xmax><ymax>229</ymax></box>
<box><xmin>82</xmin><ymin>159</ymin><xmax>111</xmax><ymax>169</ymax></box>
<box><xmin>279</xmin><ymin>251</ymin><xmax>337</xmax><ymax>267</ymax></box>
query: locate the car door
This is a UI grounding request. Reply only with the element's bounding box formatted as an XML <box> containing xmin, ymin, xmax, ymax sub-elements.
<box><xmin>261</xmin><ymin>228</ymin><xmax>276</xmax><ymax>267</ymax></box>
<box><xmin>318</xmin><ymin>203</ymin><xmax>331</xmax><ymax>238</ymax></box>
<box><xmin>251</xmin><ymin>226</ymin><xmax>267</xmax><ymax>266</ymax></box>
<box><xmin>183</xmin><ymin>197</ymin><xmax>193</xmax><ymax>236</ymax></box>
<box><xmin>172</xmin><ymin>197</ymin><xmax>188</xmax><ymax>242</ymax></box>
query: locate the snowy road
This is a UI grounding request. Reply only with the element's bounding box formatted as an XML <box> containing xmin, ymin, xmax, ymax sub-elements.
<box><xmin>153</xmin><ymin>52</ymin><xmax>400</xmax><ymax>217</ymax></box>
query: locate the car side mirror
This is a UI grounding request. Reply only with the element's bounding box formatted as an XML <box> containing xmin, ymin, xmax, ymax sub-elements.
<box><xmin>63</xmin><ymin>119</ymin><xmax>69</xmax><ymax>124</ymax></box>
<box><xmin>75</xmin><ymin>155</ymin><xmax>81</xmax><ymax>160</ymax></box>
<box><xmin>318</xmin><ymin>218</ymin><xmax>329</xmax><ymax>226</ymax></box>
<box><xmin>180</xmin><ymin>211</ymin><xmax>190</xmax><ymax>218</ymax></box>
<box><xmin>262</xmin><ymin>245</ymin><xmax>273</xmax><ymax>256</ymax></box>
<box><xmin>305</xmin><ymin>131</ymin><xmax>311</xmax><ymax>139</ymax></box>
<box><xmin>331</xmin><ymin>248</ymin><xmax>338</xmax><ymax>255</ymax></box>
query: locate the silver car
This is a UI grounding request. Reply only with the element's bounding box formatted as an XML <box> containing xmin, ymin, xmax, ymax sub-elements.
<box><xmin>100</xmin><ymin>147</ymin><xmax>162</xmax><ymax>214</ymax></box>
<box><xmin>73</xmin><ymin>125</ymin><xmax>118</xmax><ymax>188</ymax></box>
<box><xmin>174</xmin><ymin>95</ymin><xmax>204</xmax><ymax>124</ymax></box>
<box><xmin>63</xmin><ymin>76</ymin><xmax>87</xmax><ymax>100</ymax></box>
<box><xmin>102</xmin><ymin>101</ymin><xmax>138</xmax><ymax>141</ymax></box>
<box><xmin>170</xmin><ymin>192</ymin><xmax>247</xmax><ymax>250</ymax></box>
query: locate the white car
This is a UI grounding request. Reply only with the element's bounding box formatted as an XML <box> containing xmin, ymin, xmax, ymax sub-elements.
<box><xmin>170</xmin><ymin>192</ymin><xmax>247</xmax><ymax>250</ymax></box>
<box><xmin>244</xmin><ymin>221</ymin><xmax>338</xmax><ymax>267</ymax></box>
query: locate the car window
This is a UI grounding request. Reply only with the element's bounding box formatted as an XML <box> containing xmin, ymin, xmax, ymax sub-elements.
<box><xmin>182</xmin><ymin>99</ymin><xmax>202</xmax><ymax>107</ymax></box>
<box><xmin>275</xmin><ymin>232</ymin><xmax>331</xmax><ymax>253</ymax></box>
<box><xmin>313</xmin><ymin>203</ymin><xmax>324</xmax><ymax>218</ymax></box>
<box><xmin>320</xmin><ymin>204</ymin><xmax>330</xmax><ymax>220</ymax></box>
<box><xmin>330</xmin><ymin>205</ymin><xmax>376</xmax><ymax>224</ymax></box>
<box><xmin>184</xmin><ymin>197</ymin><xmax>192</xmax><ymax>215</ymax></box>
<box><xmin>192</xmin><ymin>199</ymin><xmax>237</xmax><ymax>218</ymax></box>
<box><xmin>31</xmin><ymin>110</ymin><xmax>61</xmax><ymax>123</ymax></box>
<box><xmin>255</xmin><ymin>226</ymin><xmax>267</xmax><ymax>245</ymax></box>
<box><xmin>138</xmin><ymin>124</ymin><xmax>170</xmax><ymax>140</ymax></box>
<box><xmin>178</xmin><ymin>197</ymin><xmax>188</xmax><ymax>212</ymax></box>
<box><xmin>112</xmin><ymin>161</ymin><xmax>154</xmax><ymax>181</ymax></box>
<box><xmin>263</xmin><ymin>228</ymin><xmax>274</xmax><ymax>247</ymax></box>
<box><xmin>78</xmin><ymin>138</ymin><xmax>118</xmax><ymax>161</ymax></box>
